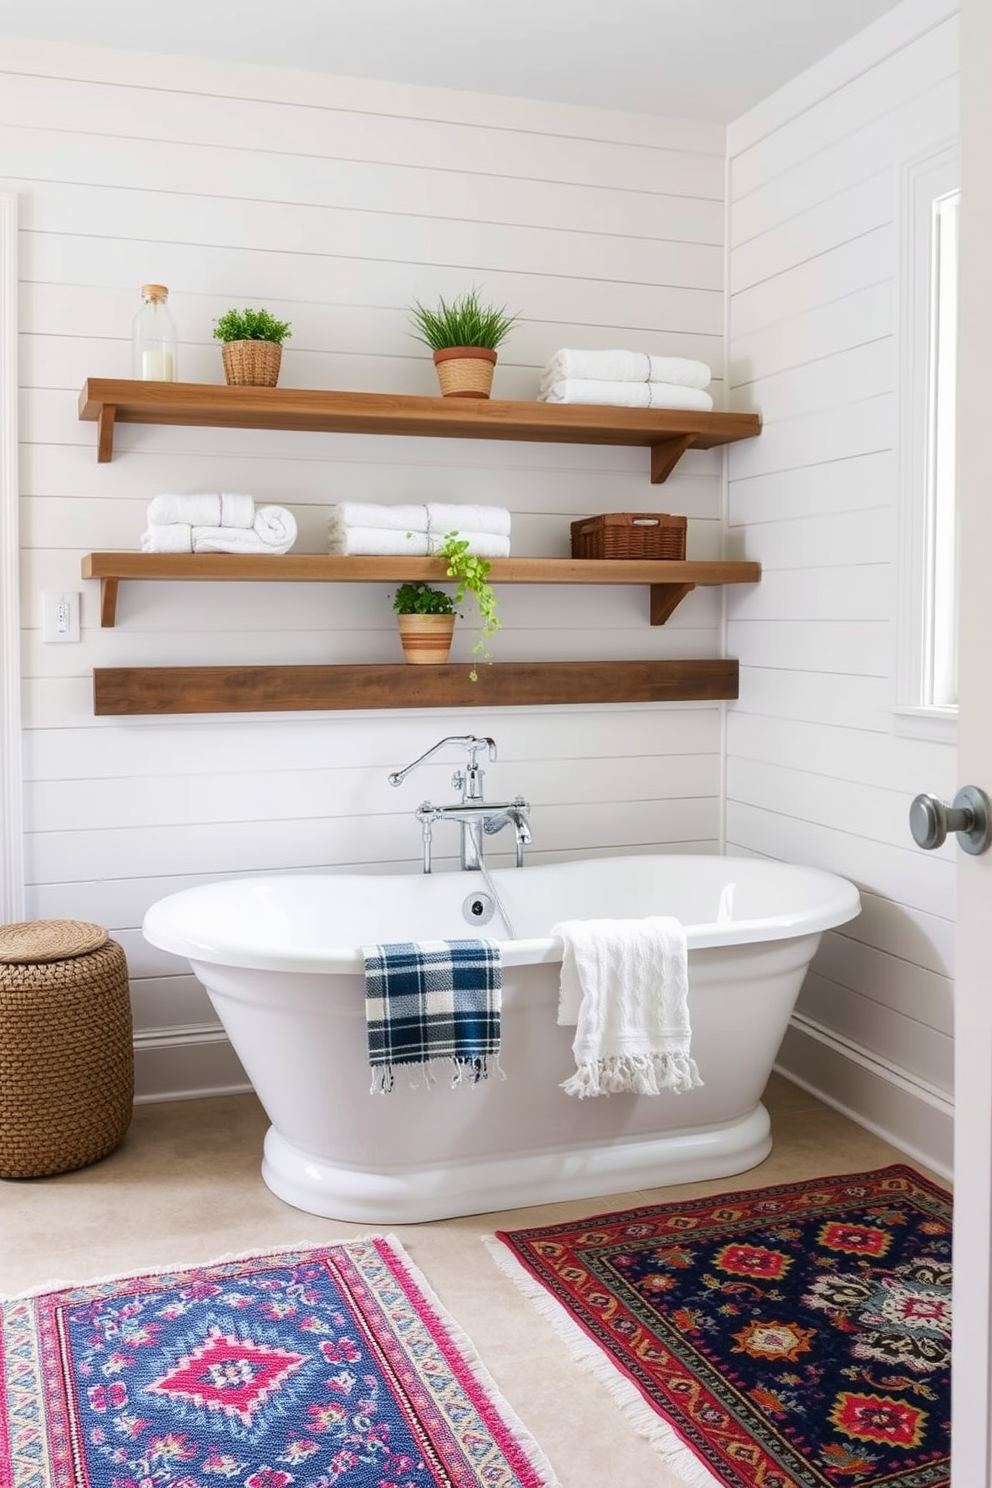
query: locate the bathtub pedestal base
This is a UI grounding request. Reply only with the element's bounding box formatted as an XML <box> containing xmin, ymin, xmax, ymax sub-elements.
<box><xmin>260</xmin><ymin>1103</ymin><xmax>773</xmax><ymax>1222</ymax></box>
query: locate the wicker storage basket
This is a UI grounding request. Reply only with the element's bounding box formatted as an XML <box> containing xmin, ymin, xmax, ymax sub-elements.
<box><xmin>221</xmin><ymin>339</ymin><xmax>283</xmax><ymax>387</ymax></box>
<box><xmin>0</xmin><ymin>920</ymin><xmax>134</xmax><ymax>1179</ymax></box>
<box><xmin>571</xmin><ymin>512</ymin><xmax>688</xmax><ymax>560</ymax></box>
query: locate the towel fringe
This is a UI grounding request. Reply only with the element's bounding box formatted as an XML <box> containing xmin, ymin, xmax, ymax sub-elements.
<box><xmin>371</xmin><ymin>1053</ymin><xmax>505</xmax><ymax>1095</ymax></box>
<box><xmin>561</xmin><ymin>1051</ymin><xmax>702</xmax><ymax>1099</ymax></box>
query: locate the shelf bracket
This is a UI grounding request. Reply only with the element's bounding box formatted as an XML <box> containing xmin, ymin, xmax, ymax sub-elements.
<box><xmin>99</xmin><ymin>577</ymin><xmax>120</xmax><ymax>628</ymax></box>
<box><xmin>650</xmin><ymin>582</ymin><xmax>696</xmax><ymax>625</ymax></box>
<box><xmin>96</xmin><ymin>403</ymin><xmax>117</xmax><ymax>463</ymax></box>
<box><xmin>650</xmin><ymin>434</ymin><xmax>695</xmax><ymax>484</ymax></box>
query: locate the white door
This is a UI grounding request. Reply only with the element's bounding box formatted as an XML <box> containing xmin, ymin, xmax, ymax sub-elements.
<box><xmin>949</xmin><ymin>0</ymin><xmax>992</xmax><ymax>1480</ymax></box>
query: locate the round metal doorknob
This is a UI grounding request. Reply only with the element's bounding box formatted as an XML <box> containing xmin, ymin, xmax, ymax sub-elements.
<box><xmin>909</xmin><ymin>785</ymin><xmax>992</xmax><ymax>854</ymax></box>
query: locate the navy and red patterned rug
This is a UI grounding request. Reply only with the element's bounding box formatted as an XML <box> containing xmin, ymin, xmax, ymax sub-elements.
<box><xmin>0</xmin><ymin>1235</ymin><xmax>555</xmax><ymax>1488</ymax></box>
<box><xmin>492</xmin><ymin>1165</ymin><xmax>951</xmax><ymax>1488</ymax></box>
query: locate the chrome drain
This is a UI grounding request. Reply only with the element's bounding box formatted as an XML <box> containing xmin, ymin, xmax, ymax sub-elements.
<box><xmin>462</xmin><ymin>891</ymin><xmax>496</xmax><ymax>926</ymax></box>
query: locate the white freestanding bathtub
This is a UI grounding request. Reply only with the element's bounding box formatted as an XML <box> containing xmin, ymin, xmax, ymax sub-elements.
<box><xmin>143</xmin><ymin>854</ymin><xmax>860</xmax><ymax>1222</ymax></box>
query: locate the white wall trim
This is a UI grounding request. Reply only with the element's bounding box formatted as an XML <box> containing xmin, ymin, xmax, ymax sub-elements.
<box><xmin>776</xmin><ymin>1011</ymin><xmax>953</xmax><ymax>1180</ymax></box>
<box><xmin>132</xmin><ymin>1025</ymin><xmax>251</xmax><ymax>1105</ymax></box>
<box><xmin>0</xmin><ymin>192</ymin><xmax>23</xmax><ymax>925</ymax></box>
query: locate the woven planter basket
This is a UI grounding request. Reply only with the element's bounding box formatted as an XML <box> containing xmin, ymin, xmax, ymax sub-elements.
<box><xmin>221</xmin><ymin>339</ymin><xmax>283</xmax><ymax>387</ymax></box>
<box><xmin>432</xmin><ymin>347</ymin><xmax>497</xmax><ymax>399</ymax></box>
<box><xmin>0</xmin><ymin>920</ymin><xmax>134</xmax><ymax>1179</ymax></box>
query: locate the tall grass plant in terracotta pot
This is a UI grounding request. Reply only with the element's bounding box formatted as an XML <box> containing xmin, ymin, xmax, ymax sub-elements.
<box><xmin>409</xmin><ymin>287</ymin><xmax>519</xmax><ymax>399</ymax></box>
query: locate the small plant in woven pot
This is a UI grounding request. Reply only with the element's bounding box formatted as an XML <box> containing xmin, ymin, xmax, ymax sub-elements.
<box><xmin>213</xmin><ymin>306</ymin><xmax>293</xmax><ymax>387</ymax></box>
<box><xmin>409</xmin><ymin>287</ymin><xmax>519</xmax><ymax>399</ymax></box>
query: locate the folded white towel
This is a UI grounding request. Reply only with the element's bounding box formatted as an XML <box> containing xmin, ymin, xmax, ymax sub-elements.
<box><xmin>425</xmin><ymin>503</ymin><xmax>512</xmax><ymax>538</ymax></box>
<box><xmin>147</xmin><ymin>493</ymin><xmax>256</xmax><ymax>529</ymax></box>
<box><xmin>326</xmin><ymin>526</ymin><xmax>511</xmax><ymax>558</ymax></box>
<box><xmin>328</xmin><ymin>503</ymin><xmax>436</xmax><ymax>534</ymax></box>
<box><xmin>429</xmin><ymin>531</ymin><xmax>510</xmax><ymax>559</ymax></box>
<box><xmin>541</xmin><ymin>380</ymin><xmax>714</xmax><ymax>411</ymax></box>
<box><xmin>553</xmin><ymin>915</ymin><xmax>702</xmax><ymax>1098</ymax></box>
<box><xmin>327</xmin><ymin>526</ymin><xmax>431</xmax><ymax>556</ymax></box>
<box><xmin>141</xmin><ymin>522</ymin><xmax>193</xmax><ymax>553</ymax></box>
<box><xmin>194</xmin><ymin>506</ymin><xmax>297</xmax><ymax>554</ymax></box>
<box><xmin>540</xmin><ymin>350</ymin><xmax>711</xmax><ymax>389</ymax></box>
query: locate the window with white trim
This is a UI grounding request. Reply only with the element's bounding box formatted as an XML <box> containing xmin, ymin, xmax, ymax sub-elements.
<box><xmin>896</xmin><ymin>147</ymin><xmax>959</xmax><ymax>741</ymax></box>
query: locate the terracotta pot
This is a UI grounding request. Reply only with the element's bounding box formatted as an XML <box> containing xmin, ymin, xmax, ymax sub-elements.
<box><xmin>396</xmin><ymin>613</ymin><xmax>455</xmax><ymax>664</ymax></box>
<box><xmin>221</xmin><ymin>340</ymin><xmax>283</xmax><ymax>387</ymax></box>
<box><xmin>432</xmin><ymin>346</ymin><xmax>497</xmax><ymax>399</ymax></box>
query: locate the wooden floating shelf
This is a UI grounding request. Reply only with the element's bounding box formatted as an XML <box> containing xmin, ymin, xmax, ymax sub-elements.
<box><xmin>77</xmin><ymin>379</ymin><xmax>761</xmax><ymax>481</ymax></box>
<box><xmin>81</xmin><ymin>553</ymin><xmax>761</xmax><ymax>628</ymax></box>
<box><xmin>93</xmin><ymin>659</ymin><xmax>741</xmax><ymax>716</ymax></box>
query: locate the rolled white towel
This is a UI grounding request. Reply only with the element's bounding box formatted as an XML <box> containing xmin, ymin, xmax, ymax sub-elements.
<box><xmin>540</xmin><ymin>380</ymin><xmax>714</xmax><ymax>411</ymax></box>
<box><xmin>147</xmin><ymin>492</ymin><xmax>256</xmax><ymax>529</ymax></box>
<box><xmin>193</xmin><ymin>506</ymin><xmax>297</xmax><ymax>555</ymax></box>
<box><xmin>425</xmin><ymin>503</ymin><xmax>512</xmax><ymax>538</ymax></box>
<box><xmin>328</xmin><ymin>502</ymin><xmax>433</xmax><ymax>534</ymax></box>
<box><xmin>328</xmin><ymin>526</ymin><xmax>430</xmax><ymax>556</ymax></box>
<box><xmin>141</xmin><ymin>523</ymin><xmax>193</xmax><ymax>553</ymax></box>
<box><xmin>540</xmin><ymin>350</ymin><xmax>711</xmax><ymax>390</ymax></box>
<box><xmin>428</xmin><ymin>531</ymin><xmax>510</xmax><ymax>559</ymax></box>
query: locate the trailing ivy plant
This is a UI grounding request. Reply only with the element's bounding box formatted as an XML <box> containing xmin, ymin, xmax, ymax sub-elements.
<box><xmin>212</xmin><ymin>307</ymin><xmax>293</xmax><ymax>344</ymax></box>
<box><xmin>438</xmin><ymin>531</ymin><xmax>501</xmax><ymax>681</ymax></box>
<box><xmin>409</xmin><ymin>287</ymin><xmax>519</xmax><ymax>352</ymax></box>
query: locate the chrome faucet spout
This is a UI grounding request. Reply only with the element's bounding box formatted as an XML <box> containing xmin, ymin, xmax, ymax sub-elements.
<box><xmin>388</xmin><ymin>735</ymin><xmax>497</xmax><ymax>788</ymax></box>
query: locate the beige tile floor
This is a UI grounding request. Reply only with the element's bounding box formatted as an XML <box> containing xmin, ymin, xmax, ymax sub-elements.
<box><xmin>0</xmin><ymin>1075</ymin><xmax>942</xmax><ymax>1487</ymax></box>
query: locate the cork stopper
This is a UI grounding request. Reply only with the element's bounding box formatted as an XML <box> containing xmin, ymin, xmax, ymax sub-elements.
<box><xmin>141</xmin><ymin>284</ymin><xmax>169</xmax><ymax>300</ymax></box>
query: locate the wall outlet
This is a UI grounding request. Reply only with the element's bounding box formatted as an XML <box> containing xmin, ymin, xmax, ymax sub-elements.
<box><xmin>42</xmin><ymin>590</ymin><xmax>81</xmax><ymax>643</ymax></box>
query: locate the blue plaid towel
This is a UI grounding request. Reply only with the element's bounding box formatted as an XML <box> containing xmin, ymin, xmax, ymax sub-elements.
<box><xmin>362</xmin><ymin>938</ymin><xmax>502</xmax><ymax>1093</ymax></box>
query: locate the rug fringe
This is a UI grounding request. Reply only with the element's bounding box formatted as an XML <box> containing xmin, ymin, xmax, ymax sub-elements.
<box><xmin>482</xmin><ymin>1235</ymin><xmax>723</xmax><ymax>1488</ymax></box>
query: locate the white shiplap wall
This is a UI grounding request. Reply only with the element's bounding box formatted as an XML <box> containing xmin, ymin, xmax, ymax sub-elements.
<box><xmin>5</xmin><ymin>37</ymin><xmax>732</xmax><ymax>1098</ymax></box>
<box><xmin>726</xmin><ymin>0</ymin><xmax>959</xmax><ymax>1176</ymax></box>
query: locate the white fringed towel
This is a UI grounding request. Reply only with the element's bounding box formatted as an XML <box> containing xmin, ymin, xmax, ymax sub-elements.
<box><xmin>540</xmin><ymin>350</ymin><xmax>712</xmax><ymax>390</ymax></box>
<box><xmin>541</xmin><ymin>380</ymin><xmax>714</xmax><ymax>411</ymax></box>
<box><xmin>553</xmin><ymin>916</ymin><xmax>702</xmax><ymax>1098</ymax></box>
<box><xmin>147</xmin><ymin>492</ymin><xmax>256</xmax><ymax>528</ymax></box>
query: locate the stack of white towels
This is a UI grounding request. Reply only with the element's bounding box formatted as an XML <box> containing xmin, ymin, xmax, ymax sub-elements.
<box><xmin>327</xmin><ymin>503</ymin><xmax>511</xmax><ymax>557</ymax></box>
<box><xmin>141</xmin><ymin>494</ymin><xmax>298</xmax><ymax>554</ymax></box>
<box><xmin>539</xmin><ymin>349</ymin><xmax>713</xmax><ymax>411</ymax></box>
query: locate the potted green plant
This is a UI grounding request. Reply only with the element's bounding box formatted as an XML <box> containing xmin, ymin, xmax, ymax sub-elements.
<box><xmin>390</xmin><ymin>533</ymin><xmax>501</xmax><ymax>676</ymax></box>
<box><xmin>392</xmin><ymin>580</ymin><xmax>457</xmax><ymax>665</ymax></box>
<box><xmin>409</xmin><ymin>287</ymin><xmax>519</xmax><ymax>399</ymax></box>
<box><xmin>212</xmin><ymin>306</ymin><xmax>293</xmax><ymax>387</ymax></box>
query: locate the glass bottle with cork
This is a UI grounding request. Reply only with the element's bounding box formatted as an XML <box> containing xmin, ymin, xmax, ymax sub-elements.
<box><xmin>133</xmin><ymin>284</ymin><xmax>178</xmax><ymax>381</ymax></box>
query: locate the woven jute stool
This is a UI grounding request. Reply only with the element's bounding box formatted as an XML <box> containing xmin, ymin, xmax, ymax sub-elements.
<box><xmin>0</xmin><ymin>920</ymin><xmax>134</xmax><ymax>1178</ymax></box>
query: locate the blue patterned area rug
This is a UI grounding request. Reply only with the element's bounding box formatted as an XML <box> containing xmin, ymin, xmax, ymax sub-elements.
<box><xmin>1</xmin><ymin>1236</ymin><xmax>556</xmax><ymax>1488</ymax></box>
<box><xmin>490</xmin><ymin>1165</ymin><xmax>951</xmax><ymax>1488</ymax></box>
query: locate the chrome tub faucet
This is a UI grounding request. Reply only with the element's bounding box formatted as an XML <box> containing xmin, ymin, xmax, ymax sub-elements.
<box><xmin>388</xmin><ymin>735</ymin><xmax>532</xmax><ymax>873</ymax></box>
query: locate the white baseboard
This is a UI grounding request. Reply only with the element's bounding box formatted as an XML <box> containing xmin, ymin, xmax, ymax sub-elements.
<box><xmin>133</xmin><ymin>1026</ymin><xmax>252</xmax><ymax>1104</ymax></box>
<box><xmin>776</xmin><ymin>1013</ymin><xmax>953</xmax><ymax>1181</ymax></box>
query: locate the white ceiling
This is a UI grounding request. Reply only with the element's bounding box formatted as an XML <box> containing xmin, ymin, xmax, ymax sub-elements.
<box><xmin>0</xmin><ymin>0</ymin><xmax>907</xmax><ymax>122</ymax></box>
